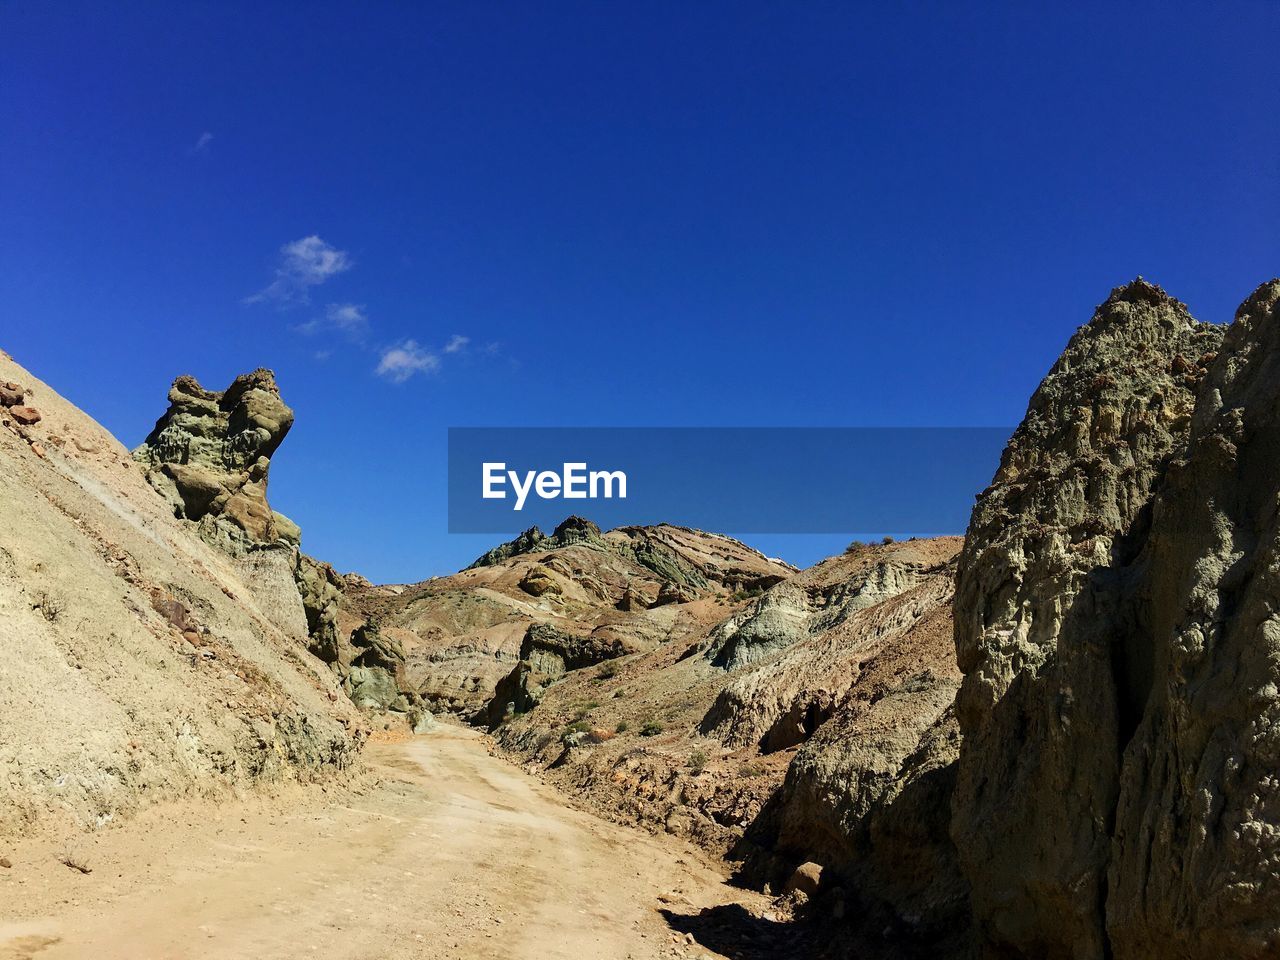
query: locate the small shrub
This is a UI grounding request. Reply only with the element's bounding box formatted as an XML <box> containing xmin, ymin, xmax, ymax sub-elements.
<box><xmin>740</xmin><ymin>762</ymin><xmax>765</xmax><ymax>778</ymax></box>
<box><xmin>560</xmin><ymin>719</ymin><xmax>591</xmax><ymax>743</ymax></box>
<box><xmin>882</xmin><ymin>535</ymin><xmax>896</xmax><ymax>545</ymax></box>
<box><xmin>640</xmin><ymin>720</ymin><xmax>663</xmax><ymax>737</ymax></box>
<box><xmin>615</xmin><ymin>720</ymin><xmax>630</xmax><ymax>734</ymax></box>
<box><xmin>688</xmin><ymin>749</ymin><xmax>707</xmax><ymax>772</ymax></box>
<box><xmin>34</xmin><ymin>591</ymin><xmax>65</xmax><ymax>623</ymax></box>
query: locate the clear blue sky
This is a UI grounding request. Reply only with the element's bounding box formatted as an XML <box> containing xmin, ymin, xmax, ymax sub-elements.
<box><xmin>3</xmin><ymin>2</ymin><xmax>1277</xmax><ymax>581</ymax></box>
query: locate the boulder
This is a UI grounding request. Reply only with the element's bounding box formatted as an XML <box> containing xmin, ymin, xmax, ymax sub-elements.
<box><xmin>784</xmin><ymin>861</ymin><xmax>823</xmax><ymax>897</ymax></box>
<box><xmin>518</xmin><ymin>565</ymin><xmax>561</xmax><ymax>597</ymax></box>
<box><xmin>9</xmin><ymin>406</ymin><xmax>41</xmax><ymax>425</ymax></box>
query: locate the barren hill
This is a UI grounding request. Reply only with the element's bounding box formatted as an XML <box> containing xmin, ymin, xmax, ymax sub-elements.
<box><xmin>0</xmin><ymin>353</ymin><xmax>363</xmax><ymax>838</ymax></box>
<box><xmin>340</xmin><ymin>516</ymin><xmax>796</xmax><ymax>719</ymax></box>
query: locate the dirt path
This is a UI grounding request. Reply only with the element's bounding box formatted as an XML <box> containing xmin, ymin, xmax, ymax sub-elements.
<box><xmin>0</xmin><ymin>726</ymin><xmax>773</xmax><ymax>960</ymax></box>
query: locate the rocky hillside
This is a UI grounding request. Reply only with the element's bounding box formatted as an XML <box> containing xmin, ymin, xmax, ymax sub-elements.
<box><xmin>0</xmin><ymin>355</ymin><xmax>364</xmax><ymax>838</ymax></box>
<box><xmin>341</xmin><ymin>517</ymin><xmax>795</xmax><ymax>720</ymax></box>
<box><xmin>489</xmin><ymin>535</ymin><xmax>964</xmax><ymax>945</ymax></box>
<box><xmin>9</xmin><ymin>277</ymin><xmax>1280</xmax><ymax>960</ymax></box>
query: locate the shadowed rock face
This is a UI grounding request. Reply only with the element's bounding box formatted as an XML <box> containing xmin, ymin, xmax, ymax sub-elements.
<box><xmin>950</xmin><ymin>278</ymin><xmax>1244</xmax><ymax>958</ymax></box>
<box><xmin>1107</xmin><ymin>280</ymin><xmax>1280</xmax><ymax>958</ymax></box>
<box><xmin>133</xmin><ymin>369</ymin><xmax>298</xmax><ymax>552</ymax></box>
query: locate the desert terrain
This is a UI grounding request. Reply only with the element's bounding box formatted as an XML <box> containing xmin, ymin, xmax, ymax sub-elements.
<box><xmin>6</xmin><ymin>278</ymin><xmax>1280</xmax><ymax>959</ymax></box>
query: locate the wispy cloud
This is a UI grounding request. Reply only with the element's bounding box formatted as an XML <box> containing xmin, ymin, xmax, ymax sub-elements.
<box><xmin>245</xmin><ymin>235</ymin><xmax>351</xmax><ymax>305</ymax></box>
<box><xmin>189</xmin><ymin>131</ymin><xmax>214</xmax><ymax>154</ymax></box>
<box><xmin>293</xmin><ymin>302</ymin><xmax>369</xmax><ymax>340</ymax></box>
<box><xmin>444</xmin><ymin>334</ymin><xmax>470</xmax><ymax>354</ymax></box>
<box><xmin>376</xmin><ymin>340</ymin><xmax>441</xmax><ymax>383</ymax></box>
<box><xmin>327</xmin><ymin>303</ymin><xmax>368</xmax><ymax>333</ymax></box>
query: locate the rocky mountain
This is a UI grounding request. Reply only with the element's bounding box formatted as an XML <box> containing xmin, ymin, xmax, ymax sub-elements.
<box><xmin>490</xmin><ymin>534</ymin><xmax>964</xmax><ymax>941</ymax></box>
<box><xmin>340</xmin><ymin>517</ymin><xmax>796</xmax><ymax>720</ymax></box>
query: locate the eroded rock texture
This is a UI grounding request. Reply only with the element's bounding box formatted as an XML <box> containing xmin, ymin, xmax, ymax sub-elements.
<box><xmin>133</xmin><ymin>370</ymin><xmax>298</xmax><ymax>552</ymax></box>
<box><xmin>950</xmin><ymin>279</ymin><xmax>1227</xmax><ymax>958</ymax></box>
<box><xmin>133</xmin><ymin>369</ymin><xmax>420</xmax><ymax>722</ymax></box>
<box><xmin>1107</xmin><ymin>280</ymin><xmax>1280</xmax><ymax>958</ymax></box>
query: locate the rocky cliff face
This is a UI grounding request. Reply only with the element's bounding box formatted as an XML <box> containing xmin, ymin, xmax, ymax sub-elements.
<box><xmin>946</xmin><ymin>278</ymin><xmax>1280</xmax><ymax>959</ymax></box>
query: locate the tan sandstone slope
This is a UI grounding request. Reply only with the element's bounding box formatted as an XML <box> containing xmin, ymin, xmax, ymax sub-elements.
<box><xmin>0</xmin><ymin>353</ymin><xmax>364</xmax><ymax>838</ymax></box>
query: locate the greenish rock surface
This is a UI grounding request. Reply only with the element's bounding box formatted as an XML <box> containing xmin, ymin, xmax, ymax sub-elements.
<box><xmin>133</xmin><ymin>369</ymin><xmax>296</xmax><ymax>553</ymax></box>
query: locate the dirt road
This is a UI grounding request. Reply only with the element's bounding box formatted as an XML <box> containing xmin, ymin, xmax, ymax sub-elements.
<box><xmin>0</xmin><ymin>726</ymin><xmax>772</xmax><ymax>960</ymax></box>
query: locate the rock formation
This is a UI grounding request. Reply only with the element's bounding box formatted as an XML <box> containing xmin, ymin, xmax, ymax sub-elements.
<box><xmin>131</xmin><ymin>369</ymin><xmax>421</xmax><ymax>726</ymax></box>
<box><xmin>484</xmin><ymin>622</ymin><xmax>634</xmax><ymax>727</ymax></box>
<box><xmin>946</xmin><ymin>278</ymin><xmax>1280</xmax><ymax>958</ymax></box>
<box><xmin>342</xmin><ymin>520</ymin><xmax>795</xmax><ymax>718</ymax></box>
<box><xmin>133</xmin><ymin>370</ymin><xmax>299</xmax><ymax>552</ymax></box>
<box><xmin>1106</xmin><ymin>280</ymin><xmax>1280</xmax><ymax>958</ymax></box>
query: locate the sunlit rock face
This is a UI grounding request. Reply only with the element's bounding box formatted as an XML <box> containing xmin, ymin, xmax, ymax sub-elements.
<box><xmin>133</xmin><ymin>368</ymin><xmax>298</xmax><ymax>552</ymax></box>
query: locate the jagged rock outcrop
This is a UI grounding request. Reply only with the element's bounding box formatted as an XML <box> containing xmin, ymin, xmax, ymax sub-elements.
<box><xmin>295</xmin><ymin>553</ymin><xmax>346</xmax><ymax>666</ymax></box>
<box><xmin>132</xmin><ymin>370</ymin><xmax>421</xmax><ymax>723</ymax></box>
<box><xmin>950</xmin><ymin>279</ymin><xmax>1227</xmax><ymax>958</ymax></box>
<box><xmin>468</xmin><ymin>516</ymin><xmax>607</xmax><ymax>568</ymax></box>
<box><xmin>133</xmin><ymin>370</ymin><xmax>299</xmax><ymax>553</ymax></box>
<box><xmin>344</xmin><ymin>621</ymin><xmax>418</xmax><ymax>715</ymax></box>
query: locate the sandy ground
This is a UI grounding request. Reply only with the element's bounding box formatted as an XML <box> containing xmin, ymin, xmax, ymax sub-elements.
<box><xmin>0</xmin><ymin>726</ymin><xmax>773</xmax><ymax>960</ymax></box>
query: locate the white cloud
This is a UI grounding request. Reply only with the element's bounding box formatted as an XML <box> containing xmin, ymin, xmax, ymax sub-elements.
<box><xmin>190</xmin><ymin>131</ymin><xmax>213</xmax><ymax>154</ymax></box>
<box><xmin>444</xmin><ymin>334</ymin><xmax>470</xmax><ymax>354</ymax></box>
<box><xmin>246</xmin><ymin>235</ymin><xmax>351</xmax><ymax>305</ymax></box>
<box><xmin>376</xmin><ymin>340</ymin><xmax>440</xmax><ymax>383</ymax></box>
<box><xmin>325</xmin><ymin>302</ymin><xmax>369</xmax><ymax>335</ymax></box>
<box><xmin>292</xmin><ymin>302</ymin><xmax>369</xmax><ymax>339</ymax></box>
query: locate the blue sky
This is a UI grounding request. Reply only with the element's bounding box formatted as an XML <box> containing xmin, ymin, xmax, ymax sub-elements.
<box><xmin>3</xmin><ymin>2</ymin><xmax>1277</xmax><ymax>581</ymax></box>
